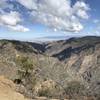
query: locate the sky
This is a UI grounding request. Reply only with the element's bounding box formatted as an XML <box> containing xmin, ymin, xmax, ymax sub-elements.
<box><xmin>0</xmin><ymin>0</ymin><xmax>100</xmax><ymax>41</ymax></box>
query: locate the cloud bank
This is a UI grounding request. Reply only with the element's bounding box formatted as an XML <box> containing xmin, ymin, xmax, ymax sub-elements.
<box><xmin>17</xmin><ymin>0</ymin><xmax>90</xmax><ymax>32</ymax></box>
<box><xmin>0</xmin><ymin>0</ymin><xmax>90</xmax><ymax>33</ymax></box>
<box><xmin>0</xmin><ymin>0</ymin><xmax>29</xmax><ymax>32</ymax></box>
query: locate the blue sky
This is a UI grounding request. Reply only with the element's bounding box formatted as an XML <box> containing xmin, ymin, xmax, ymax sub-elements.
<box><xmin>0</xmin><ymin>0</ymin><xmax>100</xmax><ymax>41</ymax></box>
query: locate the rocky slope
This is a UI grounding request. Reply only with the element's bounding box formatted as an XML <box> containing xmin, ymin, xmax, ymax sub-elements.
<box><xmin>0</xmin><ymin>36</ymin><xmax>100</xmax><ymax>100</ymax></box>
<box><xmin>0</xmin><ymin>76</ymin><xmax>29</xmax><ymax>100</ymax></box>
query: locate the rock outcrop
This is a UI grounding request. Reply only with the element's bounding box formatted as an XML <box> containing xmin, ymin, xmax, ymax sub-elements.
<box><xmin>0</xmin><ymin>76</ymin><xmax>29</xmax><ymax>100</ymax></box>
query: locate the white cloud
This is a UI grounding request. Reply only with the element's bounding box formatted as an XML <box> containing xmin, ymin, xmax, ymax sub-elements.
<box><xmin>0</xmin><ymin>0</ymin><xmax>90</xmax><ymax>33</ymax></box>
<box><xmin>7</xmin><ymin>25</ymin><xmax>29</xmax><ymax>32</ymax></box>
<box><xmin>0</xmin><ymin>11</ymin><xmax>29</xmax><ymax>32</ymax></box>
<box><xmin>0</xmin><ymin>11</ymin><xmax>21</xmax><ymax>26</ymax></box>
<box><xmin>17</xmin><ymin>0</ymin><xmax>37</xmax><ymax>10</ymax></box>
<box><xmin>75</xmin><ymin>9</ymin><xmax>89</xmax><ymax>19</ymax></box>
<box><xmin>17</xmin><ymin>0</ymin><xmax>90</xmax><ymax>32</ymax></box>
<box><xmin>0</xmin><ymin>0</ymin><xmax>30</xmax><ymax>32</ymax></box>
<box><xmin>73</xmin><ymin>1</ymin><xmax>90</xmax><ymax>19</ymax></box>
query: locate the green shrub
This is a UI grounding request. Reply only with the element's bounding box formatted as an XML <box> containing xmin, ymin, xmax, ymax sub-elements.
<box><xmin>16</xmin><ymin>56</ymin><xmax>34</xmax><ymax>79</ymax></box>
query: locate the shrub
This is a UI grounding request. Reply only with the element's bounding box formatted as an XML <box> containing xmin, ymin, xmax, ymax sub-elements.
<box><xmin>16</xmin><ymin>56</ymin><xmax>34</xmax><ymax>80</ymax></box>
<box><xmin>15</xmin><ymin>55</ymin><xmax>38</xmax><ymax>97</ymax></box>
<box><xmin>38</xmin><ymin>88</ymin><xmax>52</xmax><ymax>98</ymax></box>
<box><xmin>65</xmin><ymin>81</ymin><xmax>86</xmax><ymax>97</ymax></box>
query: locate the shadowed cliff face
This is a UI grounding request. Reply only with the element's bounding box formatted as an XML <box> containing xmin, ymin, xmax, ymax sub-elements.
<box><xmin>45</xmin><ymin>36</ymin><xmax>100</xmax><ymax>61</ymax></box>
<box><xmin>0</xmin><ymin>36</ymin><xmax>100</xmax><ymax>99</ymax></box>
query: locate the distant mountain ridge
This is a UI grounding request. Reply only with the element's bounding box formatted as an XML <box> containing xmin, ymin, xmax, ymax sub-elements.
<box><xmin>0</xmin><ymin>36</ymin><xmax>100</xmax><ymax>61</ymax></box>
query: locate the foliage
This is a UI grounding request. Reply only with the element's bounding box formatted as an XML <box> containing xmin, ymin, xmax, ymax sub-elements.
<box><xmin>38</xmin><ymin>88</ymin><xmax>52</xmax><ymax>98</ymax></box>
<box><xmin>16</xmin><ymin>56</ymin><xmax>33</xmax><ymax>79</ymax></box>
<box><xmin>65</xmin><ymin>81</ymin><xmax>86</xmax><ymax>97</ymax></box>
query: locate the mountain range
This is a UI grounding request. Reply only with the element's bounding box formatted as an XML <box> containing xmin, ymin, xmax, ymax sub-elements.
<box><xmin>0</xmin><ymin>36</ymin><xmax>100</xmax><ymax>100</ymax></box>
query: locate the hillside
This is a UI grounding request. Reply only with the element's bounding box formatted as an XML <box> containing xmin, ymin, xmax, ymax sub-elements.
<box><xmin>0</xmin><ymin>36</ymin><xmax>100</xmax><ymax>100</ymax></box>
<box><xmin>0</xmin><ymin>76</ymin><xmax>29</xmax><ymax>100</ymax></box>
